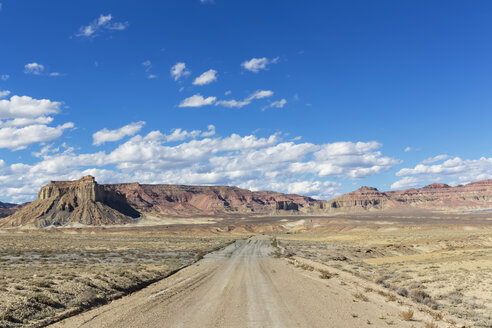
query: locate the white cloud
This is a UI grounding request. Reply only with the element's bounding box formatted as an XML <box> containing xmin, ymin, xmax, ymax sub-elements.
<box><xmin>0</xmin><ymin>116</ymin><xmax>54</xmax><ymax>127</ymax></box>
<box><xmin>393</xmin><ymin>156</ymin><xmax>492</xmax><ymax>188</ymax></box>
<box><xmin>224</xmin><ymin>90</ymin><xmax>232</xmax><ymax>95</ymax></box>
<box><xmin>164</xmin><ymin>125</ymin><xmax>215</xmax><ymax>142</ymax></box>
<box><xmin>24</xmin><ymin>63</ymin><xmax>45</xmax><ymax>75</ymax></box>
<box><xmin>49</xmin><ymin>72</ymin><xmax>61</xmax><ymax>76</ymax></box>
<box><xmin>215</xmin><ymin>99</ymin><xmax>250</xmax><ymax>108</ymax></box>
<box><xmin>1</xmin><ymin>75</ymin><xmax>9</xmax><ymax>81</ymax></box>
<box><xmin>93</xmin><ymin>121</ymin><xmax>145</xmax><ymax>145</ymax></box>
<box><xmin>76</xmin><ymin>14</ymin><xmax>128</xmax><ymax>38</ymax></box>
<box><xmin>216</xmin><ymin>90</ymin><xmax>274</xmax><ymax>108</ymax></box>
<box><xmin>0</xmin><ymin>95</ymin><xmax>60</xmax><ymax>119</ymax></box>
<box><xmin>241</xmin><ymin>57</ymin><xmax>278</xmax><ymax>72</ymax></box>
<box><xmin>390</xmin><ymin>176</ymin><xmax>421</xmax><ymax>190</ymax></box>
<box><xmin>193</xmin><ymin>69</ymin><xmax>217</xmax><ymax>85</ymax></box>
<box><xmin>0</xmin><ymin>95</ymin><xmax>73</xmax><ymax>151</ymax></box>
<box><xmin>268</xmin><ymin>99</ymin><xmax>287</xmax><ymax>109</ymax></box>
<box><xmin>0</xmin><ymin>123</ymin><xmax>73</xmax><ymax>150</ymax></box>
<box><xmin>404</xmin><ymin>146</ymin><xmax>412</xmax><ymax>152</ymax></box>
<box><xmin>0</xmin><ymin>90</ymin><xmax>10</xmax><ymax>98</ymax></box>
<box><xmin>246</xmin><ymin>90</ymin><xmax>273</xmax><ymax>101</ymax></box>
<box><xmin>0</xmin><ymin>126</ymin><xmax>399</xmax><ymax>202</ymax></box>
<box><xmin>179</xmin><ymin>94</ymin><xmax>216</xmax><ymax>107</ymax></box>
<box><xmin>171</xmin><ymin>62</ymin><xmax>190</xmax><ymax>81</ymax></box>
<box><xmin>420</xmin><ymin>154</ymin><xmax>449</xmax><ymax>164</ymax></box>
<box><xmin>147</xmin><ymin>74</ymin><xmax>157</xmax><ymax>79</ymax></box>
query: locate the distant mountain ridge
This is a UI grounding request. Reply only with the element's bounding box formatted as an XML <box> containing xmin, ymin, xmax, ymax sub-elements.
<box><xmin>1</xmin><ymin>176</ymin><xmax>492</xmax><ymax>227</ymax></box>
<box><xmin>327</xmin><ymin>180</ymin><xmax>492</xmax><ymax>212</ymax></box>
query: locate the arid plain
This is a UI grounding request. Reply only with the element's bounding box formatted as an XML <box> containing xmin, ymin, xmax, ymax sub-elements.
<box><xmin>0</xmin><ymin>213</ymin><xmax>490</xmax><ymax>328</ymax></box>
<box><xmin>0</xmin><ymin>177</ymin><xmax>491</xmax><ymax>327</ymax></box>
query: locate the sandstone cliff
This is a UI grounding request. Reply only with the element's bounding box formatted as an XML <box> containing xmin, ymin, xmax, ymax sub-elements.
<box><xmin>105</xmin><ymin>183</ymin><xmax>321</xmax><ymax>216</ymax></box>
<box><xmin>327</xmin><ymin>180</ymin><xmax>492</xmax><ymax>212</ymax></box>
<box><xmin>2</xmin><ymin>176</ymin><xmax>492</xmax><ymax>228</ymax></box>
<box><xmin>0</xmin><ymin>176</ymin><xmax>140</xmax><ymax>228</ymax></box>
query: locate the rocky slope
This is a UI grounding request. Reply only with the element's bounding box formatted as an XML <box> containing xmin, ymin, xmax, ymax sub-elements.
<box><xmin>105</xmin><ymin>183</ymin><xmax>322</xmax><ymax>216</ymax></box>
<box><xmin>2</xmin><ymin>176</ymin><xmax>492</xmax><ymax>227</ymax></box>
<box><xmin>327</xmin><ymin>180</ymin><xmax>492</xmax><ymax>212</ymax></box>
<box><xmin>0</xmin><ymin>202</ymin><xmax>23</xmax><ymax>218</ymax></box>
<box><xmin>0</xmin><ymin>176</ymin><xmax>140</xmax><ymax>228</ymax></box>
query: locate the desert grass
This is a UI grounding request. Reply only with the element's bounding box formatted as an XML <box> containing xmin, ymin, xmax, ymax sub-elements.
<box><xmin>0</xmin><ymin>232</ymin><xmax>233</xmax><ymax>328</ymax></box>
<box><xmin>278</xmin><ymin>226</ymin><xmax>492</xmax><ymax>327</ymax></box>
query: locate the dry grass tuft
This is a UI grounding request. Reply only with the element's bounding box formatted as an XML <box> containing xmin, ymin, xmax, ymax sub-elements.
<box><xmin>319</xmin><ymin>269</ymin><xmax>333</xmax><ymax>279</ymax></box>
<box><xmin>400</xmin><ymin>309</ymin><xmax>414</xmax><ymax>321</ymax></box>
<box><xmin>425</xmin><ymin>321</ymin><xmax>438</xmax><ymax>328</ymax></box>
<box><xmin>353</xmin><ymin>291</ymin><xmax>369</xmax><ymax>302</ymax></box>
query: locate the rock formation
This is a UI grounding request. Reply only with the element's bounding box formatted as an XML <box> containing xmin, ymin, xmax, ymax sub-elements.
<box><xmin>0</xmin><ymin>176</ymin><xmax>140</xmax><ymax>228</ymax></box>
<box><xmin>2</xmin><ymin>176</ymin><xmax>492</xmax><ymax>227</ymax></box>
<box><xmin>105</xmin><ymin>183</ymin><xmax>320</xmax><ymax>216</ymax></box>
<box><xmin>0</xmin><ymin>202</ymin><xmax>23</xmax><ymax>218</ymax></box>
<box><xmin>327</xmin><ymin>180</ymin><xmax>492</xmax><ymax>212</ymax></box>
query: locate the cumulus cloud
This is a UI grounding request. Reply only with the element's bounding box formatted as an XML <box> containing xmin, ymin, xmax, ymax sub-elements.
<box><xmin>216</xmin><ymin>90</ymin><xmax>274</xmax><ymax>108</ymax></box>
<box><xmin>171</xmin><ymin>62</ymin><xmax>190</xmax><ymax>81</ymax></box>
<box><xmin>241</xmin><ymin>57</ymin><xmax>279</xmax><ymax>72</ymax></box>
<box><xmin>0</xmin><ymin>123</ymin><xmax>73</xmax><ymax>150</ymax></box>
<box><xmin>404</xmin><ymin>146</ymin><xmax>412</xmax><ymax>152</ymax></box>
<box><xmin>0</xmin><ymin>90</ymin><xmax>10</xmax><ymax>98</ymax></box>
<box><xmin>0</xmin><ymin>126</ymin><xmax>400</xmax><ymax>202</ymax></box>
<box><xmin>24</xmin><ymin>63</ymin><xmax>44</xmax><ymax>75</ymax></box>
<box><xmin>0</xmin><ymin>95</ymin><xmax>60</xmax><ymax>119</ymax></box>
<box><xmin>179</xmin><ymin>94</ymin><xmax>216</xmax><ymax>107</ymax></box>
<box><xmin>390</xmin><ymin>176</ymin><xmax>421</xmax><ymax>190</ymax></box>
<box><xmin>93</xmin><ymin>121</ymin><xmax>145</xmax><ymax>146</ymax></box>
<box><xmin>420</xmin><ymin>154</ymin><xmax>449</xmax><ymax>164</ymax></box>
<box><xmin>76</xmin><ymin>14</ymin><xmax>128</xmax><ymax>38</ymax></box>
<box><xmin>193</xmin><ymin>69</ymin><xmax>217</xmax><ymax>85</ymax></box>
<box><xmin>392</xmin><ymin>156</ymin><xmax>492</xmax><ymax>189</ymax></box>
<box><xmin>1</xmin><ymin>75</ymin><xmax>9</xmax><ymax>81</ymax></box>
<box><xmin>49</xmin><ymin>72</ymin><xmax>61</xmax><ymax>77</ymax></box>
<box><xmin>164</xmin><ymin>125</ymin><xmax>215</xmax><ymax>142</ymax></box>
<box><xmin>0</xmin><ymin>95</ymin><xmax>73</xmax><ymax>150</ymax></box>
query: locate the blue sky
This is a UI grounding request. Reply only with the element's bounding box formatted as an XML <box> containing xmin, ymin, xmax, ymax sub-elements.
<box><xmin>1</xmin><ymin>0</ymin><xmax>492</xmax><ymax>202</ymax></box>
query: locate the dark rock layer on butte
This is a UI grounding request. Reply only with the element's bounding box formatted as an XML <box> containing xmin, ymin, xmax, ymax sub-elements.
<box><xmin>0</xmin><ymin>176</ymin><xmax>140</xmax><ymax>228</ymax></box>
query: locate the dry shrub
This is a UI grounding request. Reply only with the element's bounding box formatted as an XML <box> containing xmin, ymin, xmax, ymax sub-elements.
<box><xmin>425</xmin><ymin>322</ymin><xmax>438</xmax><ymax>328</ymax></box>
<box><xmin>396</xmin><ymin>287</ymin><xmax>408</xmax><ymax>297</ymax></box>
<box><xmin>353</xmin><ymin>292</ymin><xmax>369</xmax><ymax>302</ymax></box>
<box><xmin>386</xmin><ymin>294</ymin><xmax>397</xmax><ymax>302</ymax></box>
<box><xmin>296</xmin><ymin>263</ymin><xmax>314</xmax><ymax>271</ymax></box>
<box><xmin>410</xmin><ymin>289</ymin><xmax>434</xmax><ymax>306</ymax></box>
<box><xmin>319</xmin><ymin>269</ymin><xmax>332</xmax><ymax>279</ymax></box>
<box><xmin>400</xmin><ymin>309</ymin><xmax>414</xmax><ymax>321</ymax></box>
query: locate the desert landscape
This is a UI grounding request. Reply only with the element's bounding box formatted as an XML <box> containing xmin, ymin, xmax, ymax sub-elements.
<box><xmin>2</xmin><ymin>2</ymin><xmax>492</xmax><ymax>327</ymax></box>
<box><xmin>0</xmin><ymin>176</ymin><xmax>490</xmax><ymax>327</ymax></box>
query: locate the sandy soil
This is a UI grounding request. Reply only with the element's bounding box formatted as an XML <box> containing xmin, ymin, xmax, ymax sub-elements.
<box><xmin>279</xmin><ymin>226</ymin><xmax>492</xmax><ymax>327</ymax></box>
<box><xmin>49</xmin><ymin>236</ymin><xmax>471</xmax><ymax>328</ymax></box>
<box><xmin>0</xmin><ymin>233</ymin><xmax>233</xmax><ymax>327</ymax></box>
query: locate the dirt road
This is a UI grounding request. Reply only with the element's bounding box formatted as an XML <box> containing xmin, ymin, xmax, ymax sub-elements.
<box><xmin>51</xmin><ymin>237</ymin><xmax>439</xmax><ymax>328</ymax></box>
